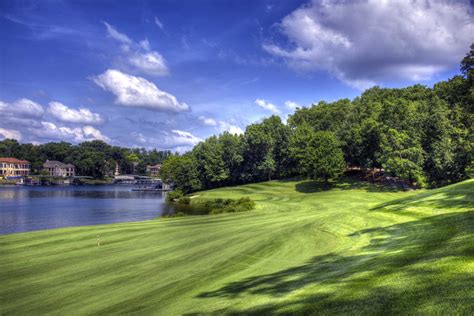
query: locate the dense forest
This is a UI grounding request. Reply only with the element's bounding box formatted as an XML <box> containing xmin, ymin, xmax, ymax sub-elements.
<box><xmin>0</xmin><ymin>139</ymin><xmax>171</xmax><ymax>178</ymax></box>
<box><xmin>161</xmin><ymin>45</ymin><xmax>473</xmax><ymax>193</ymax></box>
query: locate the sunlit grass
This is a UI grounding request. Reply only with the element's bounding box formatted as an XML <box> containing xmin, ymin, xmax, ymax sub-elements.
<box><xmin>0</xmin><ymin>178</ymin><xmax>473</xmax><ymax>314</ymax></box>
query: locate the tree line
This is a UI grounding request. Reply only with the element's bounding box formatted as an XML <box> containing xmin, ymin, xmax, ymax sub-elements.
<box><xmin>161</xmin><ymin>44</ymin><xmax>473</xmax><ymax>193</ymax></box>
<box><xmin>0</xmin><ymin>139</ymin><xmax>171</xmax><ymax>179</ymax></box>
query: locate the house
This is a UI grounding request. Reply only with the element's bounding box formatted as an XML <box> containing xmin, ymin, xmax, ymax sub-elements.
<box><xmin>146</xmin><ymin>164</ymin><xmax>161</xmax><ymax>177</ymax></box>
<box><xmin>0</xmin><ymin>158</ymin><xmax>30</xmax><ymax>178</ymax></box>
<box><xmin>43</xmin><ymin>160</ymin><xmax>76</xmax><ymax>177</ymax></box>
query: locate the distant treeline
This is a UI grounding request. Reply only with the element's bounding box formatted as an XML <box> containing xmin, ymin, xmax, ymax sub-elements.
<box><xmin>161</xmin><ymin>44</ymin><xmax>473</xmax><ymax>193</ymax></box>
<box><xmin>0</xmin><ymin>139</ymin><xmax>172</xmax><ymax>178</ymax></box>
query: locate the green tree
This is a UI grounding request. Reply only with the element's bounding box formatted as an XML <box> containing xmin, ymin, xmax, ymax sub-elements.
<box><xmin>290</xmin><ymin>128</ymin><xmax>345</xmax><ymax>186</ymax></box>
<box><xmin>193</xmin><ymin>136</ymin><xmax>228</xmax><ymax>188</ymax></box>
<box><xmin>219</xmin><ymin>132</ymin><xmax>244</xmax><ymax>185</ymax></box>
<box><xmin>378</xmin><ymin>129</ymin><xmax>426</xmax><ymax>187</ymax></box>
<box><xmin>242</xmin><ymin>122</ymin><xmax>275</xmax><ymax>182</ymax></box>
<box><xmin>160</xmin><ymin>154</ymin><xmax>201</xmax><ymax>194</ymax></box>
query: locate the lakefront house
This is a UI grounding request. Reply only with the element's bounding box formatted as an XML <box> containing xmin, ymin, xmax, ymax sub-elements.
<box><xmin>43</xmin><ymin>160</ymin><xmax>76</xmax><ymax>177</ymax></box>
<box><xmin>146</xmin><ymin>164</ymin><xmax>161</xmax><ymax>177</ymax></box>
<box><xmin>0</xmin><ymin>158</ymin><xmax>30</xmax><ymax>178</ymax></box>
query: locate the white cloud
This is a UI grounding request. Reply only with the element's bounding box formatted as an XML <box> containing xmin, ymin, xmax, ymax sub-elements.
<box><xmin>48</xmin><ymin>101</ymin><xmax>104</xmax><ymax>124</ymax></box>
<box><xmin>82</xmin><ymin>126</ymin><xmax>109</xmax><ymax>142</ymax></box>
<box><xmin>264</xmin><ymin>0</ymin><xmax>474</xmax><ymax>88</ymax></box>
<box><xmin>0</xmin><ymin>128</ymin><xmax>22</xmax><ymax>141</ymax></box>
<box><xmin>103</xmin><ymin>22</ymin><xmax>132</xmax><ymax>45</ymax></box>
<box><xmin>165</xmin><ymin>130</ymin><xmax>202</xmax><ymax>147</ymax></box>
<box><xmin>0</xmin><ymin>98</ymin><xmax>44</xmax><ymax>117</ymax></box>
<box><xmin>154</xmin><ymin>16</ymin><xmax>164</xmax><ymax>31</ymax></box>
<box><xmin>38</xmin><ymin>122</ymin><xmax>109</xmax><ymax>142</ymax></box>
<box><xmin>92</xmin><ymin>69</ymin><xmax>189</xmax><ymax>112</ymax></box>
<box><xmin>103</xmin><ymin>22</ymin><xmax>169</xmax><ymax>76</ymax></box>
<box><xmin>255</xmin><ymin>98</ymin><xmax>280</xmax><ymax>114</ymax></box>
<box><xmin>128</xmin><ymin>51</ymin><xmax>168</xmax><ymax>76</ymax></box>
<box><xmin>199</xmin><ymin>116</ymin><xmax>218</xmax><ymax>126</ymax></box>
<box><xmin>285</xmin><ymin>100</ymin><xmax>300</xmax><ymax>110</ymax></box>
<box><xmin>218</xmin><ymin>121</ymin><xmax>244</xmax><ymax>135</ymax></box>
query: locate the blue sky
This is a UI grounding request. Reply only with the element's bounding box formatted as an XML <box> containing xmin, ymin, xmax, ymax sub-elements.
<box><xmin>1</xmin><ymin>0</ymin><xmax>473</xmax><ymax>152</ymax></box>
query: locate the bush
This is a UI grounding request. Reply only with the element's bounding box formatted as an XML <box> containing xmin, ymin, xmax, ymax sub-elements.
<box><xmin>166</xmin><ymin>189</ymin><xmax>184</xmax><ymax>202</ymax></box>
<box><xmin>177</xmin><ymin>196</ymin><xmax>191</xmax><ymax>205</ymax></box>
<box><xmin>200</xmin><ymin>197</ymin><xmax>255</xmax><ymax>214</ymax></box>
<box><xmin>162</xmin><ymin>211</ymin><xmax>187</xmax><ymax>218</ymax></box>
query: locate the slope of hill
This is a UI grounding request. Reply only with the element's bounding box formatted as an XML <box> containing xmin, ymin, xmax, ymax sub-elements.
<box><xmin>1</xmin><ymin>178</ymin><xmax>473</xmax><ymax>314</ymax></box>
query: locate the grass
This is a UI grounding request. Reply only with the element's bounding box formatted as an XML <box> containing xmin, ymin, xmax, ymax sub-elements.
<box><xmin>0</xmin><ymin>177</ymin><xmax>473</xmax><ymax>314</ymax></box>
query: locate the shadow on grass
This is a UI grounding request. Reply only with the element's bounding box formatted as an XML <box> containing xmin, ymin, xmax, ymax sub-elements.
<box><xmin>371</xmin><ymin>180</ymin><xmax>474</xmax><ymax>212</ymax></box>
<box><xmin>194</xmin><ymin>211</ymin><xmax>474</xmax><ymax>314</ymax></box>
<box><xmin>292</xmin><ymin>177</ymin><xmax>407</xmax><ymax>194</ymax></box>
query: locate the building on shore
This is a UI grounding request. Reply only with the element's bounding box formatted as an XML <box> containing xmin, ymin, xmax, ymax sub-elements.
<box><xmin>43</xmin><ymin>160</ymin><xmax>76</xmax><ymax>177</ymax></box>
<box><xmin>146</xmin><ymin>164</ymin><xmax>161</xmax><ymax>177</ymax></box>
<box><xmin>0</xmin><ymin>158</ymin><xmax>30</xmax><ymax>178</ymax></box>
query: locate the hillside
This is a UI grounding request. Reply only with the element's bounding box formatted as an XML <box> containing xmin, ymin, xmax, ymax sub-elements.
<box><xmin>1</xmin><ymin>178</ymin><xmax>473</xmax><ymax>314</ymax></box>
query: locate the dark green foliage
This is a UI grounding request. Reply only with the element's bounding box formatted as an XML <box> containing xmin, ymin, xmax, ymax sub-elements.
<box><xmin>290</xmin><ymin>128</ymin><xmax>345</xmax><ymax>185</ymax></box>
<box><xmin>160</xmin><ymin>45</ymin><xmax>473</xmax><ymax>191</ymax></box>
<box><xmin>0</xmin><ymin>139</ymin><xmax>171</xmax><ymax>178</ymax></box>
<box><xmin>160</xmin><ymin>154</ymin><xmax>201</xmax><ymax>194</ymax></box>
<box><xmin>166</xmin><ymin>189</ymin><xmax>184</xmax><ymax>202</ymax></box>
<box><xmin>177</xmin><ymin>196</ymin><xmax>191</xmax><ymax>205</ymax></box>
<box><xmin>166</xmin><ymin>195</ymin><xmax>255</xmax><ymax>216</ymax></box>
<box><xmin>192</xmin><ymin>136</ymin><xmax>228</xmax><ymax>188</ymax></box>
<box><xmin>200</xmin><ymin>197</ymin><xmax>255</xmax><ymax>214</ymax></box>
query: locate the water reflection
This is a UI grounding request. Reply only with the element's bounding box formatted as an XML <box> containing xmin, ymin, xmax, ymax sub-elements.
<box><xmin>0</xmin><ymin>185</ymin><xmax>169</xmax><ymax>234</ymax></box>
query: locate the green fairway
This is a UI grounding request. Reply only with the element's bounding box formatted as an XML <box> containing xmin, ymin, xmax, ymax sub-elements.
<box><xmin>1</xmin><ymin>178</ymin><xmax>473</xmax><ymax>314</ymax></box>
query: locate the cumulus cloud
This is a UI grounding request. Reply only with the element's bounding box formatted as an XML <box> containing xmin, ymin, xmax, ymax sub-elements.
<box><xmin>218</xmin><ymin>121</ymin><xmax>244</xmax><ymax>135</ymax></box>
<box><xmin>92</xmin><ymin>69</ymin><xmax>189</xmax><ymax>112</ymax></box>
<box><xmin>285</xmin><ymin>100</ymin><xmax>300</xmax><ymax>110</ymax></box>
<box><xmin>48</xmin><ymin>101</ymin><xmax>104</xmax><ymax>124</ymax></box>
<box><xmin>38</xmin><ymin>122</ymin><xmax>110</xmax><ymax>142</ymax></box>
<box><xmin>103</xmin><ymin>21</ymin><xmax>168</xmax><ymax>76</ymax></box>
<box><xmin>128</xmin><ymin>51</ymin><xmax>168</xmax><ymax>76</ymax></box>
<box><xmin>82</xmin><ymin>126</ymin><xmax>109</xmax><ymax>142</ymax></box>
<box><xmin>199</xmin><ymin>116</ymin><xmax>218</xmax><ymax>126</ymax></box>
<box><xmin>165</xmin><ymin>130</ymin><xmax>202</xmax><ymax>148</ymax></box>
<box><xmin>0</xmin><ymin>128</ymin><xmax>22</xmax><ymax>141</ymax></box>
<box><xmin>255</xmin><ymin>98</ymin><xmax>280</xmax><ymax>114</ymax></box>
<box><xmin>0</xmin><ymin>98</ymin><xmax>44</xmax><ymax>117</ymax></box>
<box><xmin>264</xmin><ymin>0</ymin><xmax>474</xmax><ymax>89</ymax></box>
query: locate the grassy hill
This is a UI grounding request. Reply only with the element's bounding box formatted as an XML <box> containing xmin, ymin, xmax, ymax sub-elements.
<box><xmin>1</xmin><ymin>178</ymin><xmax>473</xmax><ymax>314</ymax></box>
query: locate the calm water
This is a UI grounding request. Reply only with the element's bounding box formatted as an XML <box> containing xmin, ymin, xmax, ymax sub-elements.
<box><xmin>0</xmin><ymin>185</ymin><xmax>173</xmax><ymax>235</ymax></box>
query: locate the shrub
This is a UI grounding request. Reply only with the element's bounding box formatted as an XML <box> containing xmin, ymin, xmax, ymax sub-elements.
<box><xmin>177</xmin><ymin>196</ymin><xmax>191</xmax><ymax>205</ymax></box>
<box><xmin>201</xmin><ymin>197</ymin><xmax>255</xmax><ymax>214</ymax></box>
<box><xmin>162</xmin><ymin>211</ymin><xmax>187</xmax><ymax>218</ymax></box>
<box><xmin>166</xmin><ymin>189</ymin><xmax>184</xmax><ymax>202</ymax></box>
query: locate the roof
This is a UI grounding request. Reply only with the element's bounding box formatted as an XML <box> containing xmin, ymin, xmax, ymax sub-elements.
<box><xmin>43</xmin><ymin>160</ymin><xmax>75</xmax><ymax>168</ymax></box>
<box><xmin>0</xmin><ymin>157</ymin><xmax>29</xmax><ymax>164</ymax></box>
<box><xmin>147</xmin><ymin>164</ymin><xmax>162</xmax><ymax>168</ymax></box>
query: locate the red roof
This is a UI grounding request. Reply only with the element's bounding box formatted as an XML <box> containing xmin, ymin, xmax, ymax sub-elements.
<box><xmin>0</xmin><ymin>157</ymin><xmax>29</xmax><ymax>164</ymax></box>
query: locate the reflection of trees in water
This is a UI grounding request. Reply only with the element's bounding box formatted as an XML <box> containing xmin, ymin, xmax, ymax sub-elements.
<box><xmin>0</xmin><ymin>187</ymin><xmax>167</xmax><ymax>200</ymax></box>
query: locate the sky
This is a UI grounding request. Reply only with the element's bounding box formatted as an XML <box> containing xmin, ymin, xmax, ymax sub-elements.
<box><xmin>1</xmin><ymin>0</ymin><xmax>473</xmax><ymax>152</ymax></box>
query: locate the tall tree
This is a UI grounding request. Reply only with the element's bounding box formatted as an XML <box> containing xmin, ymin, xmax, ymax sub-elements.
<box><xmin>290</xmin><ymin>128</ymin><xmax>345</xmax><ymax>186</ymax></box>
<box><xmin>160</xmin><ymin>154</ymin><xmax>201</xmax><ymax>193</ymax></box>
<box><xmin>377</xmin><ymin>129</ymin><xmax>426</xmax><ymax>187</ymax></box>
<box><xmin>193</xmin><ymin>136</ymin><xmax>228</xmax><ymax>188</ymax></box>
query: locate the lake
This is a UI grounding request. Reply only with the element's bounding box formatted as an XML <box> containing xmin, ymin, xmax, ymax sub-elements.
<box><xmin>0</xmin><ymin>185</ymin><xmax>173</xmax><ymax>235</ymax></box>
